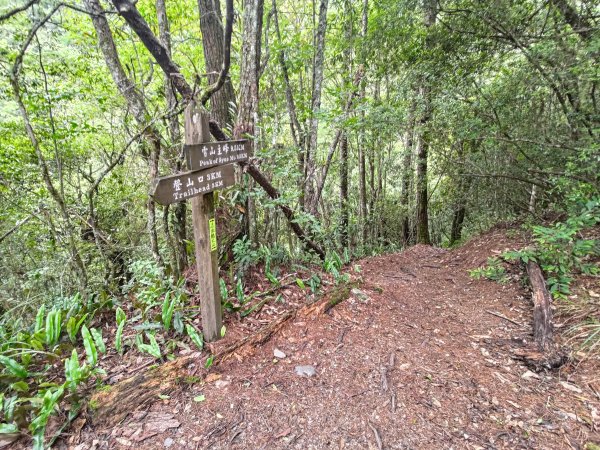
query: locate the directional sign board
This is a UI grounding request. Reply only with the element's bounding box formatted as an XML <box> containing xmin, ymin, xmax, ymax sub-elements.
<box><xmin>150</xmin><ymin>163</ymin><xmax>236</xmax><ymax>205</ymax></box>
<box><xmin>185</xmin><ymin>140</ymin><xmax>251</xmax><ymax>171</ymax></box>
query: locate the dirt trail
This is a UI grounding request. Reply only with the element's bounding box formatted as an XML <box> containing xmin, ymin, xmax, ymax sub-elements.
<box><xmin>80</xmin><ymin>227</ymin><xmax>599</xmax><ymax>449</ymax></box>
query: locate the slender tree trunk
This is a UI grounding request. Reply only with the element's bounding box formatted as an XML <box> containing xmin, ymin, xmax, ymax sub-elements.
<box><xmin>86</xmin><ymin>0</ymin><xmax>164</xmax><ymax>266</ymax></box>
<box><xmin>339</xmin><ymin>133</ymin><xmax>349</xmax><ymax>249</ymax></box>
<box><xmin>10</xmin><ymin>76</ymin><xmax>88</xmax><ymax>290</ymax></box>
<box><xmin>198</xmin><ymin>0</ymin><xmax>237</xmax><ymax>128</ymax></box>
<box><xmin>273</xmin><ymin>0</ymin><xmax>306</xmax><ymax>201</ymax></box>
<box><xmin>156</xmin><ymin>0</ymin><xmax>187</xmax><ymax>276</ymax></box>
<box><xmin>305</xmin><ymin>0</ymin><xmax>329</xmax><ymax>211</ymax></box>
<box><xmin>414</xmin><ymin>0</ymin><xmax>436</xmax><ymax>245</ymax></box>
<box><xmin>311</xmin><ymin>68</ymin><xmax>364</xmax><ymax>212</ymax></box>
<box><xmin>358</xmin><ymin>0</ymin><xmax>368</xmax><ymax>246</ymax></box>
<box><xmin>234</xmin><ymin>0</ymin><xmax>264</xmax><ymax>243</ymax></box>
<box><xmin>449</xmin><ymin>142</ymin><xmax>469</xmax><ymax>246</ymax></box>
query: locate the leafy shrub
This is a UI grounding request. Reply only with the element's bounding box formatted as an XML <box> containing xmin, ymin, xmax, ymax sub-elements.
<box><xmin>504</xmin><ymin>198</ymin><xmax>600</xmax><ymax>299</ymax></box>
<box><xmin>469</xmin><ymin>257</ymin><xmax>510</xmax><ymax>283</ymax></box>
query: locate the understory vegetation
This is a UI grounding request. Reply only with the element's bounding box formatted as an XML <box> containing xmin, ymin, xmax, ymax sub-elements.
<box><xmin>0</xmin><ymin>0</ymin><xmax>598</xmax><ymax>446</ymax></box>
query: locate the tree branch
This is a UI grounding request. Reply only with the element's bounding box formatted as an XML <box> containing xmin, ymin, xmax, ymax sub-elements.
<box><xmin>0</xmin><ymin>0</ymin><xmax>39</xmax><ymax>23</ymax></box>
<box><xmin>110</xmin><ymin>0</ymin><xmax>194</xmax><ymax>99</ymax></box>
<box><xmin>208</xmin><ymin>120</ymin><xmax>326</xmax><ymax>260</ymax></box>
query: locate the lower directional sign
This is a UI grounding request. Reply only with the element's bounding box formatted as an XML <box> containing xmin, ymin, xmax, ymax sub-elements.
<box><xmin>150</xmin><ymin>163</ymin><xmax>236</xmax><ymax>205</ymax></box>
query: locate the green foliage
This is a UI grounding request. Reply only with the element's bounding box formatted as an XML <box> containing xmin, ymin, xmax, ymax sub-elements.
<box><xmin>44</xmin><ymin>309</ymin><xmax>62</xmax><ymax>347</ymax></box>
<box><xmin>504</xmin><ymin>198</ymin><xmax>600</xmax><ymax>299</ymax></box>
<box><xmin>90</xmin><ymin>328</ymin><xmax>106</xmax><ymax>354</ymax></box>
<box><xmin>0</xmin><ymin>356</ymin><xmax>28</xmax><ymax>379</ymax></box>
<box><xmin>324</xmin><ymin>251</ymin><xmax>348</xmax><ymax>283</ymax></box>
<box><xmin>469</xmin><ymin>257</ymin><xmax>509</xmax><ymax>284</ymax></box>
<box><xmin>233</xmin><ymin>236</ymin><xmax>260</xmax><ymax>271</ymax></box>
<box><xmin>80</xmin><ymin>326</ymin><xmax>97</xmax><ymax>366</ymax></box>
<box><xmin>114</xmin><ymin>307</ymin><xmax>126</xmax><ymax>354</ymax></box>
<box><xmin>186</xmin><ymin>324</ymin><xmax>204</xmax><ymax>351</ymax></box>
<box><xmin>30</xmin><ymin>385</ymin><xmax>65</xmax><ymax>450</ymax></box>
<box><xmin>66</xmin><ymin>314</ymin><xmax>88</xmax><ymax>344</ymax></box>
<box><xmin>161</xmin><ymin>292</ymin><xmax>177</xmax><ymax>332</ymax></box>
<box><xmin>135</xmin><ymin>333</ymin><xmax>162</xmax><ymax>359</ymax></box>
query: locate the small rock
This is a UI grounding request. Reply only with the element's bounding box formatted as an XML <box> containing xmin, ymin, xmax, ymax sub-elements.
<box><xmin>491</xmin><ymin>397</ymin><xmax>499</xmax><ymax>406</ymax></box>
<box><xmin>432</xmin><ymin>398</ymin><xmax>441</xmax><ymax>408</ymax></box>
<box><xmin>521</xmin><ymin>370</ymin><xmax>540</xmax><ymax>380</ymax></box>
<box><xmin>295</xmin><ymin>365</ymin><xmax>316</xmax><ymax>377</ymax></box>
<box><xmin>399</xmin><ymin>363</ymin><xmax>411</xmax><ymax>370</ymax></box>
<box><xmin>274</xmin><ymin>349</ymin><xmax>287</xmax><ymax>359</ymax></box>
<box><xmin>560</xmin><ymin>381</ymin><xmax>582</xmax><ymax>393</ymax></box>
<box><xmin>215</xmin><ymin>379</ymin><xmax>230</xmax><ymax>389</ymax></box>
<box><xmin>164</xmin><ymin>437</ymin><xmax>174</xmax><ymax>448</ymax></box>
<box><xmin>351</xmin><ymin>288</ymin><xmax>369</xmax><ymax>301</ymax></box>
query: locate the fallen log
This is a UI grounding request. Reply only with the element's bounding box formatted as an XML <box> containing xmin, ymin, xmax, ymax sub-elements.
<box><xmin>90</xmin><ymin>280</ymin><xmax>357</xmax><ymax>429</ymax></box>
<box><xmin>526</xmin><ymin>260</ymin><xmax>553</xmax><ymax>351</ymax></box>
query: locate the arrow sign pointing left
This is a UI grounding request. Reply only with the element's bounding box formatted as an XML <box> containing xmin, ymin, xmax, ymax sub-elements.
<box><xmin>150</xmin><ymin>164</ymin><xmax>236</xmax><ymax>205</ymax></box>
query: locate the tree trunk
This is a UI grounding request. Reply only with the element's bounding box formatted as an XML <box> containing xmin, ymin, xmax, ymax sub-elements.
<box><xmin>449</xmin><ymin>142</ymin><xmax>469</xmax><ymax>246</ymax></box>
<box><xmin>87</xmin><ymin>0</ymin><xmax>164</xmax><ymax>267</ymax></box>
<box><xmin>339</xmin><ymin>133</ymin><xmax>349</xmax><ymax>249</ymax></box>
<box><xmin>358</xmin><ymin>0</ymin><xmax>368</xmax><ymax>246</ymax></box>
<box><xmin>449</xmin><ymin>207</ymin><xmax>465</xmax><ymax>245</ymax></box>
<box><xmin>400</xmin><ymin>99</ymin><xmax>415</xmax><ymax>246</ymax></box>
<box><xmin>311</xmin><ymin>68</ymin><xmax>364</xmax><ymax>213</ymax></box>
<box><xmin>156</xmin><ymin>0</ymin><xmax>187</xmax><ymax>276</ymax></box>
<box><xmin>197</xmin><ymin>0</ymin><xmax>237</xmax><ymax>127</ymax></box>
<box><xmin>272</xmin><ymin>0</ymin><xmax>306</xmax><ymax>201</ymax></box>
<box><xmin>234</xmin><ymin>0</ymin><xmax>264</xmax><ymax>243</ymax></box>
<box><xmin>414</xmin><ymin>0</ymin><xmax>436</xmax><ymax>245</ymax></box>
<box><xmin>305</xmin><ymin>0</ymin><xmax>329</xmax><ymax>211</ymax></box>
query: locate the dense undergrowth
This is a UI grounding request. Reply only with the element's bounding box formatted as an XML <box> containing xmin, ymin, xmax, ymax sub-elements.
<box><xmin>1</xmin><ymin>200</ymin><xmax>599</xmax><ymax>447</ymax></box>
<box><xmin>471</xmin><ymin>197</ymin><xmax>600</xmax><ymax>353</ymax></box>
<box><xmin>0</xmin><ymin>243</ymin><xmax>350</xmax><ymax>448</ymax></box>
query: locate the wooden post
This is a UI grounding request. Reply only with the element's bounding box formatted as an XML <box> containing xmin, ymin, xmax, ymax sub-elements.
<box><xmin>184</xmin><ymin>103</ymin><xmax>222</xmax><ymax>342</ymax></box>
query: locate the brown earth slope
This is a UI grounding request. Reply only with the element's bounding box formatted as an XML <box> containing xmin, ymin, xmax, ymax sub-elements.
<box><xmin>74</xmin><ymin>227</ymin><xmax>599</xmax><ymax>449</ymax></box>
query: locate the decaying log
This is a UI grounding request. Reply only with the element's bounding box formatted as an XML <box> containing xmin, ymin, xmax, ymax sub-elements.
<box><xmin>526</xmin><ymin>260</ymin><xmax>553</xmax><ymax>351</ymax></box>
<box><xmin>210</xmin><ymin>310</ymin><xmax>295</xmax><ymax>363</ymax></box>
<box><xmin>90</xmin><ymin>280</ymin><xmax>356</xmax><ymax>428</ymax></box>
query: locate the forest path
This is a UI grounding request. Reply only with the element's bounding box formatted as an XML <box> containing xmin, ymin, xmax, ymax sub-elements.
<box><xmin>82</xmin><ymin>227</ymin><xmax>599</xmax><ymax>449</ymax></box>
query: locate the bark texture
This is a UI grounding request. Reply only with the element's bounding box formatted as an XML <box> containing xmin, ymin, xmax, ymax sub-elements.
<box><xmin>86</xmin><ymin>0</ymin><xmax>163</xmax><ymax>266</ymax></box>
<box><xmin>526</xmin><ymin>261</ymin><xmax>554</xmax><ymax>351</ymax></box>
<box><xmin>197</xmin><ymin>0</ymin><xmax>236</xmax><ymax>126</ymax></box>
<box><xmin>305</xmin><ymin>0</ymin><xmax>329</xmax><ymax>210</ymax></box>
<box><xmin>414</xmin><ymin>0</ymin><xmax>437</xmax><ymax>245</ymax></box>
<box><xmin>156</xmin><ymin>0</ymin><xmax>187</xmax><ymax>275</ymax></box>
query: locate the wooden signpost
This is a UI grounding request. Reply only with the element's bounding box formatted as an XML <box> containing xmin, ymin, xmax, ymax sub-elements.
<box><xmin>150</xmin><ymin>104</ymin><xmax>250</xmax><ymax>342</ymax></box>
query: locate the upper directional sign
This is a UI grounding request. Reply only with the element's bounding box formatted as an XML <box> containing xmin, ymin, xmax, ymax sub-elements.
<box><xmin>150</xmin><ymin>164</ymin><xmax>236</xmax><ymax>205</ymax></box>
<box><xmin>185</xmin><ymin>140</ymin><xmax>251</xmax><ymax>171</ymax></box>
